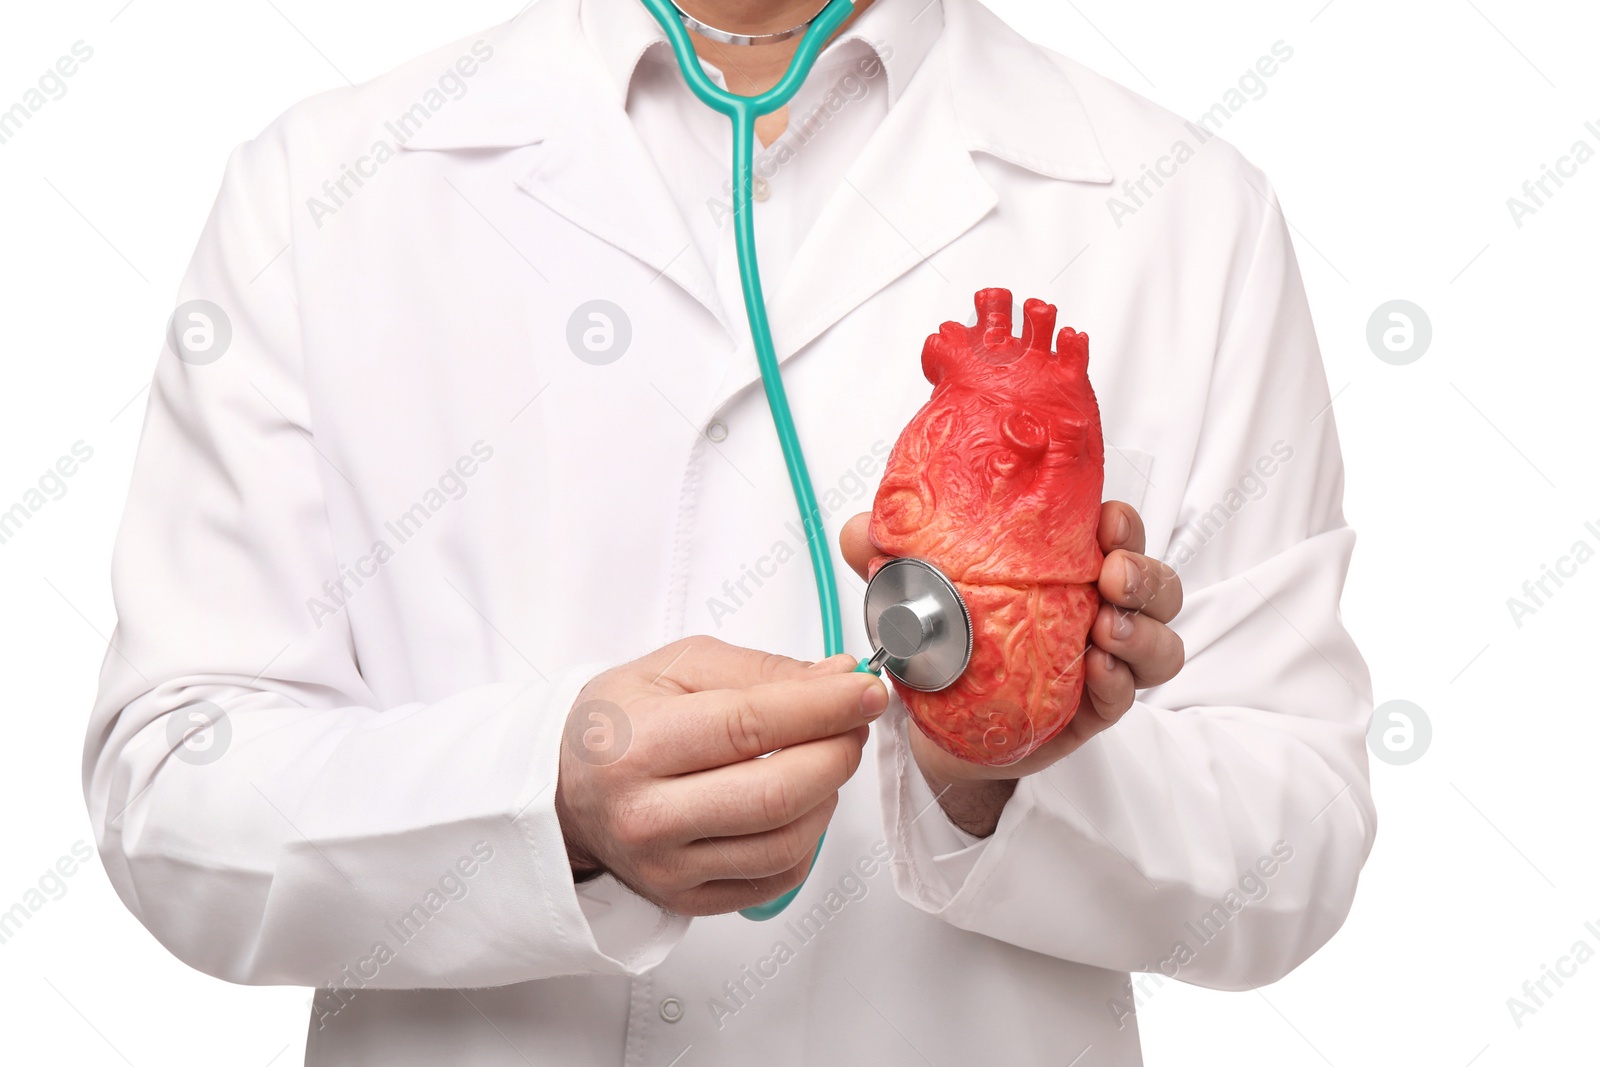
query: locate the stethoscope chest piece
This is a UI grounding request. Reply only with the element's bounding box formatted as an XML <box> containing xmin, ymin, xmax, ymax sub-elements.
<box><xmin>862</xmin><ymin>557</ymin><xmax>973</xmax><ymax>692</ymax></box>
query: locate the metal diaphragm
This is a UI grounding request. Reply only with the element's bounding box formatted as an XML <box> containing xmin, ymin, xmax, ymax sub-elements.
<box><xmin>862</xmin><ymin>556</ymin><xmax>973</xmax><ymax>692</ymax></box>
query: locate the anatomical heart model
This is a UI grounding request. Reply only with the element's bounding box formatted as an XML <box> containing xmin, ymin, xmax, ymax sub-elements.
<box><xmin>869</xmin><ymin>288</ymin><xmax>1105</xmax><ymax>766</ymax></box>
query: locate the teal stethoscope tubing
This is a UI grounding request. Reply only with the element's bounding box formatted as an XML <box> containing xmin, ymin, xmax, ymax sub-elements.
<box><xmin>636</xmin><ymin>0</ymin><xmax>864</xmax><ymax>920</ymax></box>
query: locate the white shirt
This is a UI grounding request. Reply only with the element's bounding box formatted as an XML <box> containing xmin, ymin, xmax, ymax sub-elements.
<box><xmin>592</xmin><ymin>0</ymin><xmax>942</xmax><ymax>308</ymax></box>
<box><xmin>84</xmin><ymin>0</ymin><xmax>1376</xmax><ymax>1063</ymax></box>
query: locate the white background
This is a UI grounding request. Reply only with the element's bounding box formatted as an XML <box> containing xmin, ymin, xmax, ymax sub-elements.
<box><xmin>1</xmin><ymin>1</ymin><xmax>1596</xmax><ymax>1064</ymax></box>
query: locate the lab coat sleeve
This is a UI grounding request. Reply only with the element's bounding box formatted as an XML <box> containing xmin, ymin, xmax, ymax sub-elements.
<box><xmin>83</xmin><ymin>128</ymin><xmax>689</xmax><ymax>989</ymax></box>
<box><xmin>879</xmin><ymin>175</ymin><xmax>1376</xmax><ymax>990</ymax></box>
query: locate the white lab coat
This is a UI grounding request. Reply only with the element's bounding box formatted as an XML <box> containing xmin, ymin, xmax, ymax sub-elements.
<box><xmin>85</xmin><ymin>0</ymin><xmax>1376</xmax><ymax>1062</ymax></box>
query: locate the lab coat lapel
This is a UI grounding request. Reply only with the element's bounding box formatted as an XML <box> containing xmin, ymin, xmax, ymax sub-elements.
<box><xmin>400</xmin><ymin>2</ymin><xmax>730</xmax><ymax>333</ymax></box>
<box><xmin>698</xmin><ymin>0</ymin><xmax>1115</xmax><ymax>422</ymax></box>
<box><xmin>510</xmin><ymin>95</ymin><xmax>731</xmax><ymax>333</ymax></box>
<box><xmin>697</xmin><ymin>45</ymin><xmax>994</xmax><ymax>423</ymax></box>
<box><xmin>772</xmin><ymin>47</ymin><xmax>995</xmax><ymax>367</ymax></box>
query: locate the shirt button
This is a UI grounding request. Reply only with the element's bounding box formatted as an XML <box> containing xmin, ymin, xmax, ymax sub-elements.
<box><xmin>659</xmin><ymin>997</ymin><xmax>684</xmax><ymax>1023</ymax></box>
<box><xmin>752</xmin><ymin>176</ymin><xmax>771</xmax><ymax>202</ymax></box>
<box><xmin>705</xmin><ymin>420</ymin><xmax>729</xmax><ymax>443</ymax></box>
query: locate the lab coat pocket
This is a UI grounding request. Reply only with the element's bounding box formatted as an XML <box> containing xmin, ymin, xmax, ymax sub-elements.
<box><xmin>1101</xmin><ymin>444</ymin><xmax>1154</xmax><ymax>514</ymax></box>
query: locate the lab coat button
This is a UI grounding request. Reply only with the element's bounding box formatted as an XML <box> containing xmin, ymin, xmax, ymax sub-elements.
<box><xmin>752</xmin><ymin>176</ymin><xmax>771</xmax><ymax>202</ymax></box>
<box><xmin>659</xmin><ymin>997</ymin><xmax>684</xmax><ymax>1023</ymax></box>
<box><xmin>706</xmin><ymin>420</ymin><xmax>729</xmax><ymax>443</ymax></box>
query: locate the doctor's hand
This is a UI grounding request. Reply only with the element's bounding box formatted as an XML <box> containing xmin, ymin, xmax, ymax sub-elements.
<box><xmin>554</xmin><ymin>638</ymin><xmax>886</xmax><ymax>916</ymax></box>
<box><xmin>840</xmin><ymin>501</ymin><xmax>1183</xmax><ymax>833</ymax></box>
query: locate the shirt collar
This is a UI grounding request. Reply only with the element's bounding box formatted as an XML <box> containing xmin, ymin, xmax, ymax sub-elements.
<box><xmin>401</xmin><ymin>0</ymin><xmax>1110</xmax><ymax>185</ymax></box>
<box><xmin>580</xmin><ymin>0</ymin><xmax>945</xmax><ymax>109</ymax></box>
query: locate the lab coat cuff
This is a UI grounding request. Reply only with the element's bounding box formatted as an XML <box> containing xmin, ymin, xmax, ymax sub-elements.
<box><xmin>514</xmin><ymin>661</ymin><xmax>690</xmax><ymax>976</ymax></box>
<box><xmin>878</xmin><ymin>703</ymin><xmax>995</xmax><ymax>911</ymax></box>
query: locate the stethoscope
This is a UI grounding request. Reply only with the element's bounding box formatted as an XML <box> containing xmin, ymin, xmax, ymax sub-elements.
<box><xmin>637</xmin><ymin>0</ymin><xmax>974</xmax><ymax>919</ymax></box>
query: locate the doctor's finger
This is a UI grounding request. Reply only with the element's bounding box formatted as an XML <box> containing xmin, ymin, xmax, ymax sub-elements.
<box><xmin>1099</xmin><ymin>500</ymin><xmax>1146</xmax><ymax>555</ymax></box>
<box><xmin>1090</xmin><ymin>603</ymin><xmax>1184</xmax><ymax>689</ymax></box>
<box><xmin>1099</xmin><ymin>550</ymin><xmax>1182</xmax><ymax>623</ymax></box>
<box><xmin>647</xmin><ymin>672</ymin><xmax>885</xmax><ymax>773</ymax></box>
<box><xmin>839</xmin><ymin>511</ymin><xmax>875</xmax><ymax>580</ymax></box>
<box><xmin>1081</xmin><ymin>645</ymin><xmax>1136</xmax><ymax>726</ymax></box>
<box><xmin>672</xmin><ymin>793</ymin><xmax>839</xmax><ymax>887</ymax></box>
<box><xmin>672</xmin><ymin>856</ymin><xmax>820</xmax><ymax>918</ymax></box>
<box><xmin>651</xmin><ymin>730</ymin><xmax>867</xmax><ymax>838</ymax></box>
<box><xmin>636</xmin><ymin>635</ymin><xmax>818</xmax><ymax>694</ymax></box>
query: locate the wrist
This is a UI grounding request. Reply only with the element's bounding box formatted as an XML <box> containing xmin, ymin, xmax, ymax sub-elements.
<box><xmin>919</xmin><ymin>766</ymin><xmax>1016</xmax><ymax>838</ymax></box>
<box><xmin>554</xmin><ymin>762</ymin><xmax>606</xmax><ymax>883</ymax></box>
<box><xmin>570</xmin><ymin>856</ymin><xmax>605</xmax><ymax>884</ymax></box>
<box><xmin>563</xmin><ymin>826</ymin><xmax>606</xmax><ymax>883</ymax></box>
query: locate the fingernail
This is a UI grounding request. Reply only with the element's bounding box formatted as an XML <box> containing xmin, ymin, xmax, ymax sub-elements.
<box><xmin>1111</xmin><ymin>609</ymin><xmax>1134</xmax><ymax>640</ymax></box>
<box><xmin>1114</xmin><ymin>511</ymin><xmax>1131</xmax><ymax>544</ymax></box>
<box><xmin>1123</xmin><ymin>560</ymin><xmax>1139</xmax><ymax>598</ymax></box>
<box><xmin>861</xmin><ymin>681</ymin><xmax>888</xmax><ymax>719</ymax></box>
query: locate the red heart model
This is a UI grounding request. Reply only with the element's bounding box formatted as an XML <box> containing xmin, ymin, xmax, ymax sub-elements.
<box><xmin>868</xmin><ymin>288</ymin><xmax>1105</xmax><ymax>766</ymax></box>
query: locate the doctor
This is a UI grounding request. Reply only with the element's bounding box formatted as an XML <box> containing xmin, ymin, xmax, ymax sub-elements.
<box><xmin>85</xmin><ymin>0</ymin><xmax>1375</xmax><ymax>1062</ymax></box>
